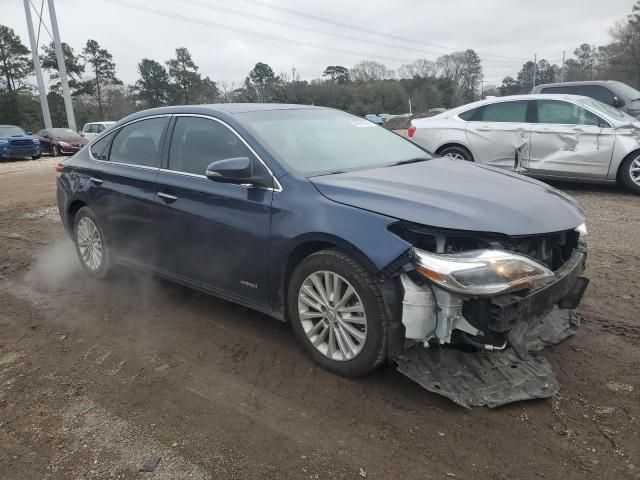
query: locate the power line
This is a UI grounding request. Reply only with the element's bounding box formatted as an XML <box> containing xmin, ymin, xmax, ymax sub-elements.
<box><xmin>101</xmin><ymin>0</ymin><xmax>418</xmax><ymax>64</ymax></box>
<box><xmin>238</xmin><ymin>0</ymin><xmax>530</xmax><ymax>62</ymax></box>
<box><xmin>176</xmin><ymin>0</ymin><xmax>524</xmax><ymax>65</ymax></box>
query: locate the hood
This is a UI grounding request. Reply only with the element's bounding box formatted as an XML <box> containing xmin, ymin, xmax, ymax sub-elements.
<box><xmin>0</xmin><ymin>134</ymin><xmax>36</xmax><ymax>142</ymax></box>
<box><xmin>309</xmin><ymin>158</ymin><xmax>585</xmax><ymax>236</ymax></box>
<box><xmin>56</xmin><ymin>136</ymin><xmax>88</xmax><ymax>144</ymax></box>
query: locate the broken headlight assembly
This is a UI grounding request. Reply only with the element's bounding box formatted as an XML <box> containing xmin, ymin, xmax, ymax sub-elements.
<box><xmin>413</xmin><ymin>248</ymin><xmax>555</xmax><ymax>296</ymax></box>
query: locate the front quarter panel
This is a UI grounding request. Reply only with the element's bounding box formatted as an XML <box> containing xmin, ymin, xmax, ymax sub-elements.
<box><xmin>268</xmin><ymin>175</ymin><xmax>411</xmax><ymax>310</ymax></box>
<box><xmin>608</xmin><ymin>126</ymin><xmax>640</xmax><ymax>180</ymax></box>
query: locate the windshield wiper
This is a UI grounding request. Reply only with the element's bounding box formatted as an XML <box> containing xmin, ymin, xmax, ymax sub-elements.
<box><xmin>388</xmin><ymin>157</ymin><xmax>430</xmax><ymax>167</ymax></box>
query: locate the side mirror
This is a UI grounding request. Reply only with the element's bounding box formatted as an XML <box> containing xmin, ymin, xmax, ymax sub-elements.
<box><xmin>206</xmin><ymin>157</ymin><xmax>269</xmax><ymax>187</ymax></box>
<box><xmin>613</xmin><ymin>96</ymin><xmax>625</xmax><ymax>108</ymax></box>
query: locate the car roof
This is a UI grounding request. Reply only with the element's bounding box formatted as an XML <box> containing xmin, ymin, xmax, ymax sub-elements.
<box><xmin>0</xmin><ymin>124</ymin><xmax>21</xmax><ymax>128</ymax></box>
<box><xmin>534</xmin><ymin>80</ymin><xmax>620</xmax><ymax>89</ymax></box>
<box><xmin>448</xmin><ymin>93</ymin><xmax>593</xmax><ymax>112</ymax></box>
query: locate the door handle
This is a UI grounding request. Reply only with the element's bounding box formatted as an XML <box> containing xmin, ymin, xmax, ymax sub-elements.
<box><xmin>89</xmin><ymin>177</ymin><xmax>103</xmax><ymax>185</ymax></box>
<box><xmin>476</xmin><ymin>126</ymin><xmax>492</xmax><ymax>132</ymax></box>
<box><xmin>157</xmin><ymin>191</ymin><xmax>178</xmax><ymax>202</ymax></box>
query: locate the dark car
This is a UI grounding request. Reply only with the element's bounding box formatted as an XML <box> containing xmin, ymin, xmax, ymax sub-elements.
<box><xmin>37</xmin><ymin>128</ymin><xmax>89</xmax><ymax>156</ymax></box>
<box><xmin>532</xmin><ymin>80</ymin><xmax>640</xmax><ymax>117</ymax></box>
<box><xmin>0</xmin><ymin>125</ymin><xmax>41</xmax><ymax>160</ymax></box>
<box><xmin>56</xmin><ymin>104</ymin><xmax>589</xmax><ymax>407</ymax></box>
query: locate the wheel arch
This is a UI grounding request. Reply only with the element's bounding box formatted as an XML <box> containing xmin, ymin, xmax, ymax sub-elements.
<box><xmin>615</xmin><ymin>148</ymin><xmax>640</xmax><ymax>183</ymax></box>
<box><xmin>277</xmin><ymin>234</ymin><xmax>379</xmax><ymax>322</ymax></box>
<box><xmin>67</xmin><ymin>199</ymin><xmax>88</xmax><ymax>231</ymax></box>
<box><xmin>435</xmin><ymin>142</ymin><xmax>474</xmax><ymax>160</ymax></box>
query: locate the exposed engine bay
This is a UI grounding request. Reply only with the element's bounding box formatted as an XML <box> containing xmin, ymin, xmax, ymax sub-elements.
<box><xmin>389</xmin><ymin>221</ymin><xmax>589</xmax><ymax>408</ymax></box>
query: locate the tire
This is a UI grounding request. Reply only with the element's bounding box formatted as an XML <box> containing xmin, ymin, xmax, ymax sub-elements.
<box><xmin>438</xmin><ymin>145</ymin><xmax>473</xmax><ymax>162</ymax></box>
<box><xmin>73</xmin><ymin>206</ymin><xmax>112</xmax><ymax>279</ymax></box>
<box><xmin>52</xmin><ymin>145</ymin><xmax>59</xmax><ymax>157</ymax></box>
<box><xmin>31</xmin><ymin>154</ymin><xmax>41</xmax><ymax>160</ymax></box>
<box><xmin>287</xmin><ymin>249</ymin><xmax>388</xmax><ymax>377</ymax></box>
<box><xmin>619</xmin><ymin>152</ymin><xmax>640</xmax><ymax>194</ymax></box>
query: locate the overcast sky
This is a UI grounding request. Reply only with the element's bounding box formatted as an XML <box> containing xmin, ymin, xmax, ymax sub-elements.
<box><xmin>3</xmin><ymin>0</ymin><xmax>636</xmax><ymax>87</ymax></box>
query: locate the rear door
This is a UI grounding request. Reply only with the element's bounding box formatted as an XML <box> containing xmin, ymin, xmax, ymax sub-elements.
<box><xmin>87</xmin><ymin>116</ymin><xmax>170</xmax><ymax>266</ymax></box>
<box><xmin>525</xmin><ymin>100</ymin><xmax>615</xmax><ymax>179</ymax></box>
<box><xmin>464</xmin><ymin>100</ymin><xmax>532</xmax><ymax>169</ymax></box>
<box><xmin>154</xmin><ymin>115</ymin><xmax>274</xmax><ymax>306</ymax></box>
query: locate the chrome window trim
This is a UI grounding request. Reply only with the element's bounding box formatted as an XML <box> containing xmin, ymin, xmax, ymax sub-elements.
<box><xmin>170</xmin><ymin>113</ymin><xmax>283</xmax><ymax>192</ymax></box>
<box><xmin>87</xmin><ymin>114</ymin><xmax>172</xmax><ymax>164</ymax></box>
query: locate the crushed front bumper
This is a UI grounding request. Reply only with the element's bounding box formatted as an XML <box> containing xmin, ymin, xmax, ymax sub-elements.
<box><xmin>396</xmin><ymin>250</ymin><xmax>588</xmax><ymax>408</ymax></box>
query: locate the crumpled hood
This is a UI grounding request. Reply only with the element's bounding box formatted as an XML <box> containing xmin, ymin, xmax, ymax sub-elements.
<box><xmin>309</xmin><ymin>158</ymin><xmax>585</xmax><ymax>236</ymax></box>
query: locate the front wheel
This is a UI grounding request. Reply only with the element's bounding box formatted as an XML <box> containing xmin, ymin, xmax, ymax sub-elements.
<box><xmin>620</xmin><ymin>153</ymin><xmax>640</xmax><ymax>194</ymax></box>
<box><xmin>287</xmin><ymin>249</ymin><xmax>388</xmax><ymax>377</ymax></box>
<box><xmin>52</xmin><ymin>145</ymin><xmax>59</xmax><ymax>157</ymax></box>
<box><xmin>31</xmin><ymin>154</ymin><xmax>41</xmax><ymax>160</ymax></box>
<box><xmin>73</xmin><ymin>206</ymin><xmax>112</xmax><ymax>278</ymax></box>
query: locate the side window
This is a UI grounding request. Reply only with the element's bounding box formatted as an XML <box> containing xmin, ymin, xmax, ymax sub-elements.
<box><xmin>481</xmin><ymin>101</ymin><xmax>528</xmax><ymax>122</ymax></box>
<box><xmin>540</xmin><ymin>86</ymin><xmax>573</xmax><ymax>95</ymax></box>
<box><xmin>98</xmin><ymin>124</ymin><xmax>106</xmax><ymax>132</ymax></box>
<box><xmin>168</xmin><ymin>117</ymin><xmax>257</xmax><ymax>176</ymax></box>
<box><xmin>458</xmin><ymin>107</ymin><xmax>480</xmax><ymax>121</ymax></box>
<box><xmin>109</xmin><ymin>117</ymin><xmax>168</xmax><ymax>168</ymax></box>
<box><xmin>537</xmin><ymin>100</ymin><xmax>603</xmax><ymax>126</ymax></box>
<box><xmin>572</xmin><ymin>85</ymin><xmax>616</xmax><ymax>105</ymax></box>
<box><xmin>90</xmin><ymin>131</ymin><xmax>116</xmax><ymax>160</ymax></box>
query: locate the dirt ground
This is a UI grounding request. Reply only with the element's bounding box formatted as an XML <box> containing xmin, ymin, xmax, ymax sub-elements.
<box><xmin>0</xmin><ymin>157</ymin><xmax>638</xmax><ymax>480</ymax></box>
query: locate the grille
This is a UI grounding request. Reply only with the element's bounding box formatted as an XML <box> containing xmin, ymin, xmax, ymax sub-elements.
<box><xmin>11</xmin><ymin>139</ymin><xmax>34</xmax><ymax>147</ymax></box>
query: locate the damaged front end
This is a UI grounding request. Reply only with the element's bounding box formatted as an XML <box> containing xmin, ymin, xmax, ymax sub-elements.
<box><xmin>389</xmin><ymin>221</ymin><xmax>589</xmax><ymax>408</ymax></box>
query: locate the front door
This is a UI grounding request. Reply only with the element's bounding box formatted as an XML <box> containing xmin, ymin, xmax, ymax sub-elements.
<box><xmin>525</xmin><ymin>100</ymin><xmax>615</xmax><ymax>179</ymax></box>
<box><xmin>465</xmin><ymin>100</ymin><xmax>532</xmax><ymax>169</ymax></box>
<box><xmin>154</xmin><ymin>115</ymin><xmax>274</xmax><ymax>307</ymax></box>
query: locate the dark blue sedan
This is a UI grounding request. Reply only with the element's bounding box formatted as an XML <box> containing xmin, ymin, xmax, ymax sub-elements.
<box><xmin>56</xmin><ymin>104</ymin><xmax>589</xmax><ymax>406</ymax></box>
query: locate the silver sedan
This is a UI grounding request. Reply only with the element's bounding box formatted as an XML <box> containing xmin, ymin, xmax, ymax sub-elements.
<box><xmin>408</xmin><ymin>94</ymin><xmax>640</xmax><ymax>194</ymax></box>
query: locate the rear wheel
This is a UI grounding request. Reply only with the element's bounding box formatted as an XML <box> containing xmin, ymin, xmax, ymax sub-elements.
<box><xmin>438</xmin><ymin>145</ymin><xmax>473</xmax><ymax>162</ymax></box>
<box><xmin>73</xmin><ymin>206</ymin><xmax>112</xmax><ymax>278</ymax></box>
<box><xmin>287</xmin><ymin>249</ymin><xmax>388</xmax><ymax>377</ymax></box>
<box><xmin>619</xmin><ymin>152</ymin><xmax>640</xmax><ymax>194</ymax></box>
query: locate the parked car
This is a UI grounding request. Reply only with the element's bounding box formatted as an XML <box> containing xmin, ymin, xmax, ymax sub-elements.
<box><xmin>56</xmin><ymin>104</ymin><xmax>588</xmax><ymax>407</ymax></box>
<box><xmin>36</xmin><ymin>128</ymin><xmax>89</xmax><ymax>156</ymax></box>
<box><xmin>408</xmin><ymin>94</ymin><xmax>640</xmax><ymax>194</ymax></box>
<box><xmin>81</xmin><ymin>121</ymin><xmax>115</xmax><ymax>140</ymax></box>
<box><xmin>0</xmin><ymin>125</ymin><xmax>41</xmax><ymax>160</ymax></box>
<box><xmin>364</xmin><ymin>114</ymin><xmax>384</xmax><ymax>125</ymax></box>
<box><xmin>532</xmin><ymin>80</ymin><xmax>640</xmax><ymax>118</ymax></box>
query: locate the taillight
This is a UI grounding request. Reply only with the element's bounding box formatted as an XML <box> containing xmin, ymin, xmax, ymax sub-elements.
<box><xmin>408</xmin><ymin>126</ymin><xmax>416</xmax><ymax>138</ymax></box>
<box><xmin>55</xmin><ymin>164</ymin><xmax>64</xmax><ymax>178</ymax></box>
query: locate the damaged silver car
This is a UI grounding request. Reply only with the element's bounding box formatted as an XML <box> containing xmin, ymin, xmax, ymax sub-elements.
<box><xmin>408</xmin><ymin>93</ymin><xmax>640</xmax><ymax>194</ymax></box>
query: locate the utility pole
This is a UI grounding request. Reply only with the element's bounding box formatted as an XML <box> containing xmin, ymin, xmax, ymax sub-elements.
<box><xmin>560</xmin><ymin>50</ymin><xmax>566</xmax><ymax>82</ymax></box>
<box><xmin>532</xmin><ymin>54</ymin><xmax>537</xmax><ymax>89</ymax></box>
<box><xmin>48</xmin><ymin>0</ymin><xmax>76</xmax><ymax>131</ymax></box>
<box><xmin>23</xmin><ymin>0</ymin><xmax>52</xmax><ymax>128</ymax></box>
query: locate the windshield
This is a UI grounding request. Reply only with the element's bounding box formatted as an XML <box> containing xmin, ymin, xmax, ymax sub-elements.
<box><xmin>0</xmin><ymin>126</ymin><xmax>26</xmax><ymax>137</ymax></box>
<box><xmin>612</xmin><ymin>82</ymin><xmax>640</xmax><ymax>101</ymax></box>
<box><xmin>578</xmin><ymin>97</ymin><xmax>638</xmax><ymax>123</ymax></box>
<box><xmin>240</xmin><ymin>109</ymin><xmax>430</xmax><ymax>175</ymax></box>
<box><xmin>50</xmin><ymin>128</ymin><xmax>79</xmax><ymax>137</ymax></box>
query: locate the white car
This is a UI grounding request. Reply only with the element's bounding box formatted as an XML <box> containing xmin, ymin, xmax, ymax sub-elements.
<box><xmin>81</xmin><ymin>121</ymin><xmax>115</xmax><ymax>141</ymax></box>
<box><xmin>408</xmin><ymin>94</ymin><xmax>640</xmax><ymax>194</ymax></box>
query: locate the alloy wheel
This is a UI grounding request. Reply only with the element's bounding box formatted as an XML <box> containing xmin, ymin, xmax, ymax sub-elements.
<box><xmin>297</xmin><ymin>271</ymin><xmax>367</xmax><ymax>361</ymax></box>
<box><xmin>77</xmin><ymin>216</ymin><xmax>103</xmax><ymax>271</ymax></box>
<box><xmin>630</xmin><ymin>156</ymin><xmax>640</xmax><ymax>187</ymax></box>
<box><xmin>445</xmin><ymin>152</ymin><xmax>466</xmax><ymax>161</ymax></box>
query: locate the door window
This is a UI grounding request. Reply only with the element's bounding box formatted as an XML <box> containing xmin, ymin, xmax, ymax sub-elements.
<box><xmin>572</xmin><ymin>85</ymin><xmax>616</xmax><ymax>105</ymax></box>
<box><xmin>90</xmin><ymin>131</ymin><xmax>116</xmax><ymax>160</ymax></box>
<box><xmin>36</xmin><ymin>129</ymin><xmax>47</xmax><ymax>137</ymax></box>
<box><xmin>109</xmin><ymin>117</ymin><xmax>168</xmax><ymax>168</ymax></box>
<box><xmin>168</xmin><ymin>116</ymin><xmax>257</xmax><ymax>176</ymax></box>
<box><xmin>536</xmin><ymin>100</ymin><xmax>603</xmax><ymax>126</ymax></box>
<box><xmin>481</xmin><ymin>101</ymin><xmax>528</xmax><ymax>122</ymax></box>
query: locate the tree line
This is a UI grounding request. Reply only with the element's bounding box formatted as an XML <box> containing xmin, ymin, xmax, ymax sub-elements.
<box><xmin>1</xmin><ymin>1</ymin><xmax>640</xmax><ymax>132</ymax></box>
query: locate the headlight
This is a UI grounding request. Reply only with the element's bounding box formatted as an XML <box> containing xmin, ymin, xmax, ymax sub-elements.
<box><xmin>0</xmin><ymin>139</ymin><xmax>7</xmax><ymax>145</ymax></box>
<box><xmin>413</xmin><ymin>248</ymin><xmax>555</xmax><ymax>296</ymax></box>
<box><xmin>576</xmin><ymin>223</ymin><xmax>587</xmax><ymax>238</ymax></box>
<box><xmin>33</xmin><ymin>139</ymin><xmax>39</xmax><ymax>144</ymax></box>
<box><xmin>58</xmin><ymin>141</ymin><xmax>70</xmax><ymax>147</ymax></box>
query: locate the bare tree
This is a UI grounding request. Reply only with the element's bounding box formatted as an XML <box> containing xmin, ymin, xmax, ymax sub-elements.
<box><xmin>349</xmin><ymin>60</ymin><xmax>394</xmax><ymax>82</ymax></box>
